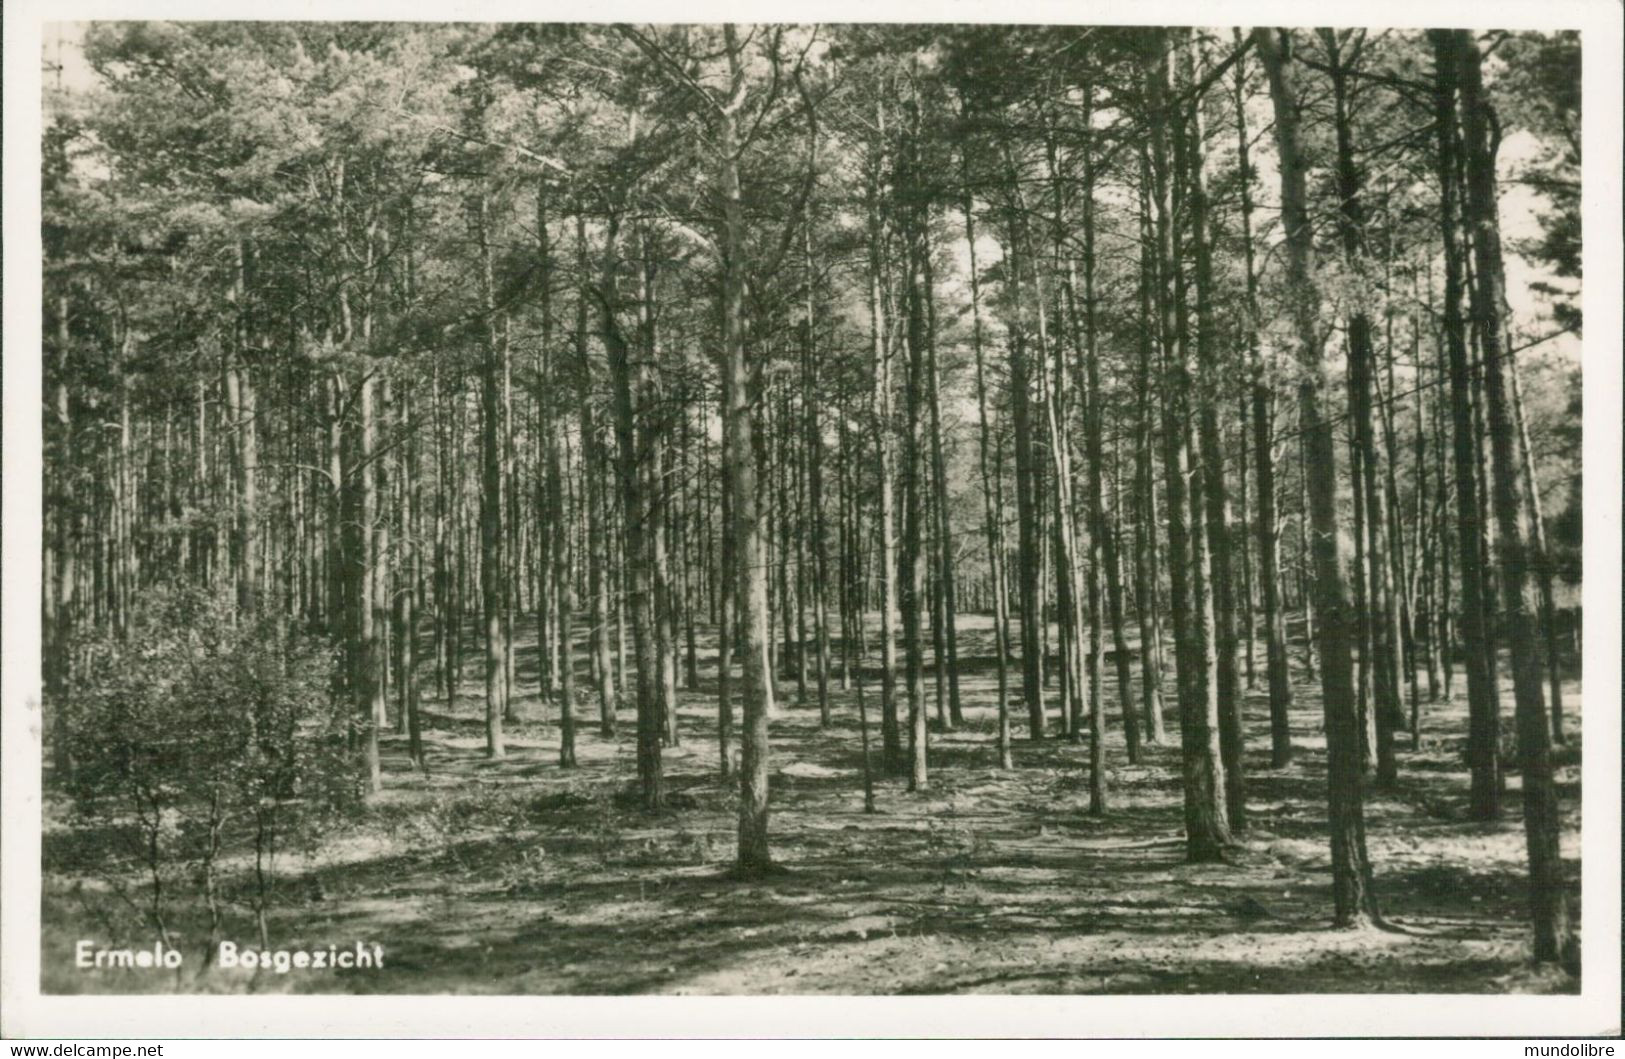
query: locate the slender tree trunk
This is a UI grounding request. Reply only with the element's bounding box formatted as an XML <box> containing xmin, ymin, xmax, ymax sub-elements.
<box><xmin>1133</xmin><ymin>171</ymin><xmax>1168</xmax><ymax>747</ymax></box>
<box><xmin>1429</xmin><ymin>31</ymin><xmax>1502</xmax><ymax>820</ymax></box>
<box><xmin>539</xmin><ymin>190</ymin><xmax>577</xmax><ymax>768</ymax></box>
<box><xmin>373</xmin><ymin>376</ymin><xmax>392</xmax><ymax>743</ymax></box>
<box><xmin>681</xmin><ymin>403</ymin><xmax>701</xmax><ymax>693</ymax></box>
<box><xmin>923</xmin><ymin>243</ymin><xmax>964</xmax><ymax>730</ymax></box>
<box><xmin>401</xmin><ymin>385</ymin><xmax>424</xmax><ymax>767</ymax></box>
<box><xmin>844</xmin><ymin>408</ymin><xmax>878</xmax><ymax>811</ymax></box>
<box><xmin>961</xmin><ymin>152</ymin><xmax>1015</xmax><ymax>769</ymax></box>
<box><xmin>1083</xmin><ymin>236</ymin><xmax>1139</xmax><ymax>769</ymax></box>
<box><xmin>473</xmin><ymin>187</ymin><xmax>507</xmax><ymax>760</ymax></box>
<box><xmin>1455</xmin><ymin>29</ymin><xmax>1575</xmax><ymax>968</ymax></box>
<box><xmin>639</xmin><ymin>235</ymin><xmax>680</xmax><ymax>748</ymax></box>
<box><xmin>1377</xmin><ymin>277</ymin><xmax>1422</xmax><ymax>748</ymax></box>
<box><xmin>112</xmin><ymin>323</ymin><xmax>134</xmax><ymax>642</ymax></box>
<box><xmin>900</xmin><ymin>96</ymin><xmax>931</xmax><ymax>792</ymax></box>
<box><xmin>1238</xmin><ymin>398</ymin><xmax>1257</xmax><ymax>691</ymax></box>
<box><xmin>357</xmin><ymin>371</ymin><xmax>383</xmax><ymax>791</ymax></box>
<box><xmin>575</xmin><ymin>217</ymin><xmax>617</xmax><ymax>741</ymax></box>
<box><xmin>1431</xmin><ymin>328</ymin><xmax>1456</xmax><ymax>701</ymax></box>
<box><xmin>1145</xmin><ymin>35</ymin><xmax>1229</xmax><ymax>860</ymax></box>
<box><xmin>1024</xmin><ymin>179</ymin><xmax>1084</xmax><ymax>751</ymax></box>
<box><xmin>718</xmin><ymin>37</ymin><xmax>774</xmax><ymax>870</ymax></box>
<box><xmin>1075</xmin><ymin>90</ymin><xmax>1129</xmax><ymax>785</ymax></box>
<box><xmin>1350</xmin><ymin>376</ymin><xmax>1376</xmax><ymax>772</ymax></box>
<box><xmin>803</xmin><ymin>225</ymin><xmax>833</xmax><ymax>728</ymax></box>
<box><xmin>1008</xmin><ymin>253</ymin><xmax>1047</xmax><ymax>743</ymax></box>
<box><xmin>46</xmin><ymin>295</ymin><xmax>77</xmax><ymax>778</ymax></box>
<box><xmin>229</xmin><ymin>243</ymin><xmax>260</xmax><ymax>619</ymax></box>
<box><xmin>1508</xmin><ymin>350</ymin><xmax>1565</xmax><ymax>743</ymax></box>
<box><xmin>1241</xmin><ymin>111</ymin><xmax>1296</xmax><ymax>761</ymax></box>
<box><xmin>1256</xmin><ymin>27</ymin><xmax>1382</xmax><ymax>925</ymax></box>
<box><xmin>552</xmin><ymin>416</ymin><xmax>578</xmax><ymax>769</ymax></box>
<box><xmin>1322</xmin><ymin>31</ymin><xmax>1400</xmax><ymax>787</ymax></box>
<box><xmin>1183</xmin><ymin>41</ymin><xmax>1245</xmax><ymax>828</ymax></box>
<box><xmin>1416</xmin><ymin>352</ymin><xmax>1444</xmax><ymax>708</ymax></box>
<box><xmin>868</xmin><ymin>150</ymin><xmax>902</xmax><ymax>773</ymax></box>
<box><xmin>601</xmin><ymin>209</ymin><xmax>665</xmax><ymax>812</ymax></box>
<box><xmin>501</xmin><ymin>297</ymin><xmax>519</xmax><ymax>726</ymax></box>
<box><xmin>718</xmin><ymin>418</ymin><xmax>736</xmax><ymax>779</ymax></box>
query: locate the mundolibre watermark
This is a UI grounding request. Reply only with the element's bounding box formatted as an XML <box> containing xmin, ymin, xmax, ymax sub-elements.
<box><xmin>74</xmin><ymin>940</ymin><xmax>384</xmax><ymax>973</ymax></box>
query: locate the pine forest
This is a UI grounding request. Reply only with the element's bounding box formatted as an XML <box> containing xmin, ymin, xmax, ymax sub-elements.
<box><xmin>38</xmin><ymin>22</ymin><xmax>1586</xmax><ymax>995</ymax></box>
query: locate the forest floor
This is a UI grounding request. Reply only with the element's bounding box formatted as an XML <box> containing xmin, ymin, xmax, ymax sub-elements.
<box><xmin>42</xmin><ymin>614</ymin><xmax>1583</xmax><ymax>995</ymax></box>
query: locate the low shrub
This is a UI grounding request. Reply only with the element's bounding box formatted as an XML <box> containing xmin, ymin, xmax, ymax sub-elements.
<box><xmin>56</xmin><ymin>585</ymin><xmax>363</xmax><ymax>958</ymax></box>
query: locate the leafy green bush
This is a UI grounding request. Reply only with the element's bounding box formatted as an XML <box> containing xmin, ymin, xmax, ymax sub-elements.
<box><xmin>59</xmin><ymin>586</ymin><xmax>363</xmax><ymax>956</ymax></box>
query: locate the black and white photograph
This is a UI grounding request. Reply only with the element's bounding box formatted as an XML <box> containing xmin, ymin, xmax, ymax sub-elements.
<box><xmin>2</xmin><ymin>0</ymin><xmax>1620</xmax><ymax>1040</ymax></box>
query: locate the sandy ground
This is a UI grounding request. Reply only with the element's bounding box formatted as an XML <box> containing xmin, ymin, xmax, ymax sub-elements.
<box><xmin>42</xmin><ymin>612</ymin><xmax>1582</xmax><ymax>994</ymax></box>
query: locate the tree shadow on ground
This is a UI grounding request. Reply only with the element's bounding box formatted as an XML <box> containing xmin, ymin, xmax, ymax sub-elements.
<box><xmin>42</xmin><ymin>612</ymin><xmax>1582</xmax><ymax>995</ymax></box>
